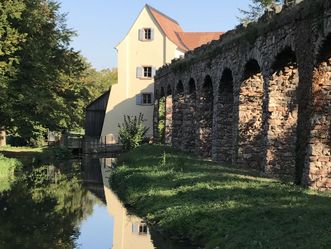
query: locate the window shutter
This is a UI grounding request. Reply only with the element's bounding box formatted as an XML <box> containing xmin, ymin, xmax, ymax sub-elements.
<box><xmin>136</xmin><ymin>67</ymin><xmax>142</xmax><ymax>78</ymax></box>
<box><xmin>150</xmin><ymin>29</ymin><xmax>154</xmax><ymax>40</ymax></box>
<box><xmin>152</xmin><ymin>67</ymin><xmax>156</xmax><ymax>77</ymax></box>
<box><xmin>138</xmin><ymin>29</ymin><xmax>144</xmax><ymax>41</ymax></box>
<box><xmin>136</xmin><ymin>94</ymin><xmax>142</xmax><ymax>105</ymax></box>
<box><xmin>132</xmin><ymin>224</ymin><xmax>138</xmax><ymax>233</ymax></box>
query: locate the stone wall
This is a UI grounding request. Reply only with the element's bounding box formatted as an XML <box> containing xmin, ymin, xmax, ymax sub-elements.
<box><xmin>153</xmin><ymin>0</ymin><xmax>331</xmax><ymax>190</ymax></box>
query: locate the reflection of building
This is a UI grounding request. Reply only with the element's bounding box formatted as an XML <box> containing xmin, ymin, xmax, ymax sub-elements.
<box><xmin>101</xmin><ymin>160</ymin><xmax>155</xmax><ymax>249</ymax></box>
<box><xmin>100</xmin><ymin>4</ymin><xmax>222</xmax><ymax>143</ymax></box>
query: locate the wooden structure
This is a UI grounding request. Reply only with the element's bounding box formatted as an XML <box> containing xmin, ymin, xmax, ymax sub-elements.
<box><xmin>85</xmin><ymin>90</ymin><xmax>110</xmax><ymax>137</ymax></box>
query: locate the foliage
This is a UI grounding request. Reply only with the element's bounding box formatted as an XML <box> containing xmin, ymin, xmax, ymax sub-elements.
<box><xmin>0</xmin><ymin>163</ymin><xmax>96</xmax><ymax>248</ymax></box>
<box><xmin>0</xmin><ymin>154</ymin><xmax>22</xmax><ymax>192</ymax></box>
<box><xmin>239</xmin><ymin>0</ymin><xmax>284</xmax><ymax>23</ymax></box>
<box><xmin>157</xmin><ymin>97</ymin><xmax>166</xmax><ymax>143</ymax></box>
<box><xmin>81</xmin><ymin>65</ymin><xmax>117</xmax><ymax>98</ymax></box>
<box><xmin>118</xmin><ymin>114</ymin><xmax>149</xmax><ymax>151</ymax></box>
<box><xmin>111</xmin><ymin>145</ymin><xmax>331</xmax><ymax>249</ymax></box>
<box><xmin>0</xmin><ymin>0</ymin><xmax>117</xmax><ymax>146</ymax></box>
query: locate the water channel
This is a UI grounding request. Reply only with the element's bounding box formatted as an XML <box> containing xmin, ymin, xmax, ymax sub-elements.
<box><xmin>0</xmin><ymin>156</ymin><xmax>193</xmax><ymax>249</ymax></box>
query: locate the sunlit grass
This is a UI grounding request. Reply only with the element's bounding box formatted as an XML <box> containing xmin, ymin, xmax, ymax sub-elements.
<box><xmin>0</xmin><ymin>145</ymin><xmax>44</xmax><ymax>153</ymax></box>
<box><xmin>110</xmin><ymin>145</ymin><xmax>331</xmax><ymax>249</ymax></box>
<box><xmin>0</xmin><ymin>154</ymin><xmax>22</xmax><ymax>192</ymax></box>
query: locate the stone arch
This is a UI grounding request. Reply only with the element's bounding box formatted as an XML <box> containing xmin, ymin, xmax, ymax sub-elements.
<box><xmin>302</xmin><ymin>33</ymin><xmax>331</xmax><ymax>189</ymax></box>
<box><xmin>183</xmin><ymin>78</ymin><xmax>198</xmax><ymax>152</ymax></box>
<box><xmin>266</xmin><ymin>47</ymin><xmax>299</xmax><ymax>179</ymax></box>
<box><xmin>198</xmin><ymin>75</ymin><xmax>214</xmax><ymax>157</ymax></box>
<box><xmin>173</xmin><ymin>81</ymin><xmax>185</xmax><ymax>149</ymax></box>
<box><xmin>165</xmin><ymin>84</ymin><xmax>173</xmax><ymax>144</ymax></box>
<box><xmin>237</xmin><ymin>59</ymin><xmax>264</xmax><ymax>169</ymax></box>
<box><xmin>189</xmin><ymin>78</ymin><xmax>197</xmax><ymax>94</ymax></box>
<box><xmin>156</xmin><ymin>87</ymin><xmax>166</xmax><ymax>143</ymax></box>
<box><xmin>216</xmin><ymin>68</ymin><xmax>234</xmax><ymax>163</ymax></box>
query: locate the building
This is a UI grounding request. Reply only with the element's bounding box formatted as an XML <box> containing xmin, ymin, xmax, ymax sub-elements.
<box><xmin>101</xmin><ymin>4</ymin><xmax>222</xmax><ymax>143</ymax></box>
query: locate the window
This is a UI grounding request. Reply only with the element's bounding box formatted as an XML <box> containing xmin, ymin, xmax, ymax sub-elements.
<box><xmin>136</xmin><ymin>66</ymin><xmax>156</xmax><ymax>79</ymax></box>
<box><xmin>138</xmin><ymin>28</ymin><xmax>154</xmax><ymax>41</ymax></box>
<box><xmin>142</xmin><ymin>93</ymin><xmax>152</xmax><ymax>105</ymax></box>
<box><xmin>144</xmin><ymin>28</ymin><xmax>151</xmax><ymax>40</ymax></box>
<box><xmin>136</xmin><ymin>93</ymin><xmax>153</xmax><ymax>105</ymax></box>
<box><xmin>132</xmin><ymin>222</ymin><xmax>149</xmax><ymax>235</ymax></box>
<box><xmin>143</xmin><ymin>66</ymin><xmax>152</xmax><ymax>78</ymax></box>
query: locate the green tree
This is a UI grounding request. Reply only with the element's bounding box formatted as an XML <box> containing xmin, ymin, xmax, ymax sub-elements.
<box><xmin>239</xmin><ymin>0</ymin><xmax>284</xmax><ymax>23</ymax></box>
<box><xmin>0</xmin><ymin>0</ymin><xmax>93</xmax><ymax>145</ymax></box>
<box><xmin>81</xmin><ymin>65</ymin><xmax>118</xmax><ymax>99</ymax></box>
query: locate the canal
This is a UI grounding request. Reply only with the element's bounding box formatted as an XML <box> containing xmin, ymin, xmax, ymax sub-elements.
<box><xmin>0</xmin><ymin>156</ymin><xmax>193</xmax><ymax>249</ymax></box>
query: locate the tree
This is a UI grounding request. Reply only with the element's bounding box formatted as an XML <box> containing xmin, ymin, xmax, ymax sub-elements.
<box><xmin>239</xmin><ymin>0</ymin><xmax>284</xmax><ymax>24</ymax></box>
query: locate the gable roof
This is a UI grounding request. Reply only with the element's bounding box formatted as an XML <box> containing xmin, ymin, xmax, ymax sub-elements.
<box><xmin>146</xmin><ymin>5</ymin><xmax>187</xmax><ymax>51</ymax></box>
<box><xmin>177</xmin><ymin>32</ymin><xmax>224</xmax><ymax>51</ymax></box>
<box><xmin>146</xmin><ymin>5</ymin><xmax>223</xmax><ymax>52</ymax></box>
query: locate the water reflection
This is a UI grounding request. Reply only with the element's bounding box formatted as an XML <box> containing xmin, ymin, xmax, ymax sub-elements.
<box><xmin>100</xmin><ymin>158</ymin><xmax>156</xmax><ymax>249</ymax></box>
<box><xmin>0</xmin><ymin>157</ymin><xmax>191</xmax><ymax>249</ymax></box>
<box><xmin>0</xmin><ymin>162</ymin><xmax>97</xmax><ymax>249</ymax></box>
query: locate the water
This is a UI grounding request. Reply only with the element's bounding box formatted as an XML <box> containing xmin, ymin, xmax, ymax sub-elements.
<box><xmin>0</xmin><ymin>157</ymin><xmax>192</xmax><ymax>249</ymax></box>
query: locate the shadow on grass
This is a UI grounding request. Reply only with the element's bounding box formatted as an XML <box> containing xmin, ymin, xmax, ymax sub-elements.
<box><xmin>111</xmin><ymin>145</ymin><xmax>331</xmax><ymax>249</ymax></box>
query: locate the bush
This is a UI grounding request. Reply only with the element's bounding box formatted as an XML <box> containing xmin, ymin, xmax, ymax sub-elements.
<box><xmin>118</xmin><ymin>113</ymin><xmax>149</xmax><ymax>151</ymax></box>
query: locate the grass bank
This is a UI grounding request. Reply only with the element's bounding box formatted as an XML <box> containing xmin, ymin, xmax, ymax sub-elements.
<box><xmin>0</xmin><ymin>145</ymin><xmax>71</xmax><ymax>165</ymax></box>
<box><xmin>0</xmin><ymin>154</ymin><xmax>22</xmax><ymax>192</ymax></box>
<box><xmin>110</xmin><ymin>145</ymin><xmax>331</xmax><ymax>249</ymax></box>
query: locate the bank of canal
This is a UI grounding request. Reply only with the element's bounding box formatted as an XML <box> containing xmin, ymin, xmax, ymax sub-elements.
<box><xmin>110</xmin><ymin>145</ymin><xmax>331</xmax><ymax>249</ymax></box>
<box><xmin>0</xmin><ymin>155</ymin><xmax>190</xmax><ymax>249</ymax></box>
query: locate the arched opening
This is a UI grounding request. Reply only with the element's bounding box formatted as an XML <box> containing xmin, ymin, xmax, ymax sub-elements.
<box><xmin>302</xmin><ymin>34</ymin><xmax>331</xmax><ymax>189</ymax></box>
<box><xmin>238</xmin><ymin>59</ymin><xmax>264</xmax><ymax>169</ymax></box>
<box><xmin>183</xmin><ymin>78</ymin><xmax>197</xmax><ymax>153</ymax></box>
<box><xmin>165</xmin><ymin>85</ymin><xmax>173</xmax><ymax>144</ymax></box>
<box><xmin>173</xmin><ymin>81</ymin><xmax>184</xmax><ymax>149</ymax></box>
<box><xmin>157</xmin><ymin>87</ymin><xmax>166</xmax><ymax>143</ymax></box>
<box><xmin>199</xmin><ymin>75</ymin><xmax>214</xmax><ymax>157</ymax></box>
<box><xmin>217</xmin><ymin>68</ymin><xmax>234</xmax><ymax>163</ymax></box>
<box><xmin>266</xmin><ymin>47</ymin><xmax>299</xmax><ymax>180</ymax></box>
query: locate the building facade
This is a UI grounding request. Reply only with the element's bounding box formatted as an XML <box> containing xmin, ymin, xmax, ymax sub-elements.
<box><xmin>101</xmin><ymin>5</ymin><xmax>222</xmax><ymax>143</ymax></box>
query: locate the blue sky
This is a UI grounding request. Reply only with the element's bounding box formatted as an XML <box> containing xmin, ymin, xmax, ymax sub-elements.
<box><xmin>59</xmin><ymin>0</ymin><xmax>251</xmax><ymax>70</ymax></box>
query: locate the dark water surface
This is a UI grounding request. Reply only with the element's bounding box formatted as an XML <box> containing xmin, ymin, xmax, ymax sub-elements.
<box><xmin>0</xmin><ymin>157</ymin><xmax>193</xmax><ymax>249</ymax></box>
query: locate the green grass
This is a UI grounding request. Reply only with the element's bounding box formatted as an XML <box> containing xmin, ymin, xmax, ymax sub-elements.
<box><xmin>0</xmin><ymin>145</ymin><xmax>44</xmax><ymax>153</ymax></box>
<box><xmin>0</xmin><ymin>154</ymin><xmax>22</xmax><ymax>192</ymax></box>
<box><xmin>110</xmin><ymin>145</ymin><xmax>331</xmax><ymax>249</ymax></box>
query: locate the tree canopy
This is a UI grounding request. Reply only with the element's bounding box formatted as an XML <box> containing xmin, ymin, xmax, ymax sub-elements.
<box><xmin>239</xmin><ymin>0</ymin><xmax>284</xmax><ymax>23</ymax></box>
<box><xmin>0</xmin><ymin>0</ymin><xmax>117</xmax><ymax>145</ymax></box>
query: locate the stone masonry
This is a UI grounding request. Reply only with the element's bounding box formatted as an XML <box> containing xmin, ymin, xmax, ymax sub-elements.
<box><xmin>153</xmin><ymin>0</ymin><xmax>331</xmax><ymax>190</ymax></box>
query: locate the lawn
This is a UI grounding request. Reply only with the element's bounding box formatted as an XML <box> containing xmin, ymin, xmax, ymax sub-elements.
<box><xmin>0</xmin><ymin>154</ymin><xmax>22</xmax><ymax>192</ymax></box>
<box><xmin>110</xmin><ymin>145</ymin><xmax>331</xmax><ymax>249</ymax></box>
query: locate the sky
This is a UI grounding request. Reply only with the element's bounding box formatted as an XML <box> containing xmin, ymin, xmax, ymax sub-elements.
<box><xmin>59</xmin><ymin>0</ymin><xmax>251</xmax><ymax>70</ymax></box>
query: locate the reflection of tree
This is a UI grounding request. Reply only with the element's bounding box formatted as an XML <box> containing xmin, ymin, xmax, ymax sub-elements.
<box><xmin>0</xmin><ymin>164</ymin><xmax>96</xmax><ymax>249</ymax></box>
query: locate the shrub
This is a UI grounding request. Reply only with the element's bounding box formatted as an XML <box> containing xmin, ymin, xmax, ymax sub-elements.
<box><xmin>118</xmin><ymin>113</ymin><xmax>149</xmax><ymax>151</ymax></box>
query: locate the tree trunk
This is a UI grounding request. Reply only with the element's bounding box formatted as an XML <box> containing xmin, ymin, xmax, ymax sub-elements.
<box><xmin>0</xmin><ymin>128</ymin><xmax>6</xmax><ymax>147</ymax></box>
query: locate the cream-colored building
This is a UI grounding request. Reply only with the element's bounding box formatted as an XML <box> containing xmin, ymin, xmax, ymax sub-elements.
<box><xmin>101</xmin><ymin>5</ymin><xmax>222</xmax><ymax>143</ymax></box>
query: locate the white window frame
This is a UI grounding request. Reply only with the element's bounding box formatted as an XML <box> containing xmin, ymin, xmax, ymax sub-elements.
<box><xmin>138</xmin><ymin>28</ymin><xmax>154</xmax><ymax>41</ymax></box>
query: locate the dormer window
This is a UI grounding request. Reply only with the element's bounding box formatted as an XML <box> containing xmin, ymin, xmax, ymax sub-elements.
<box><xmin>138</xmin><ymin>28</ymin><xmax>154</xmax><ymax>41</ymax></box>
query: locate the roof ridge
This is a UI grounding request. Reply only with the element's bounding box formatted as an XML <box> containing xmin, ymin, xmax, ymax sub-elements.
<box><xmin>145</xmin><ymin>4</ymin><xmax>180</xmax><ymax>25</ymax></box>
<box><xmin>174</xmin><ymin>32</ymin><xmax>189</xmax><ymax>51</ymax></box>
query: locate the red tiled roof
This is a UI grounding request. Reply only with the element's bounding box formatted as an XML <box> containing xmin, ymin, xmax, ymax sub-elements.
<box><xmin>177</xmin><ymin>32</ymin><xmax>224</xmax><ymax>50</ymax></box>
<box><xmin>146</xmin><ymin>5</ymin><xmax>223</xmax><ymax>52</ymax></box>
<box><xmin>146</xmin><ymin>5</ymin><xmax>187</xmax><ymax>51</ymax></box>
